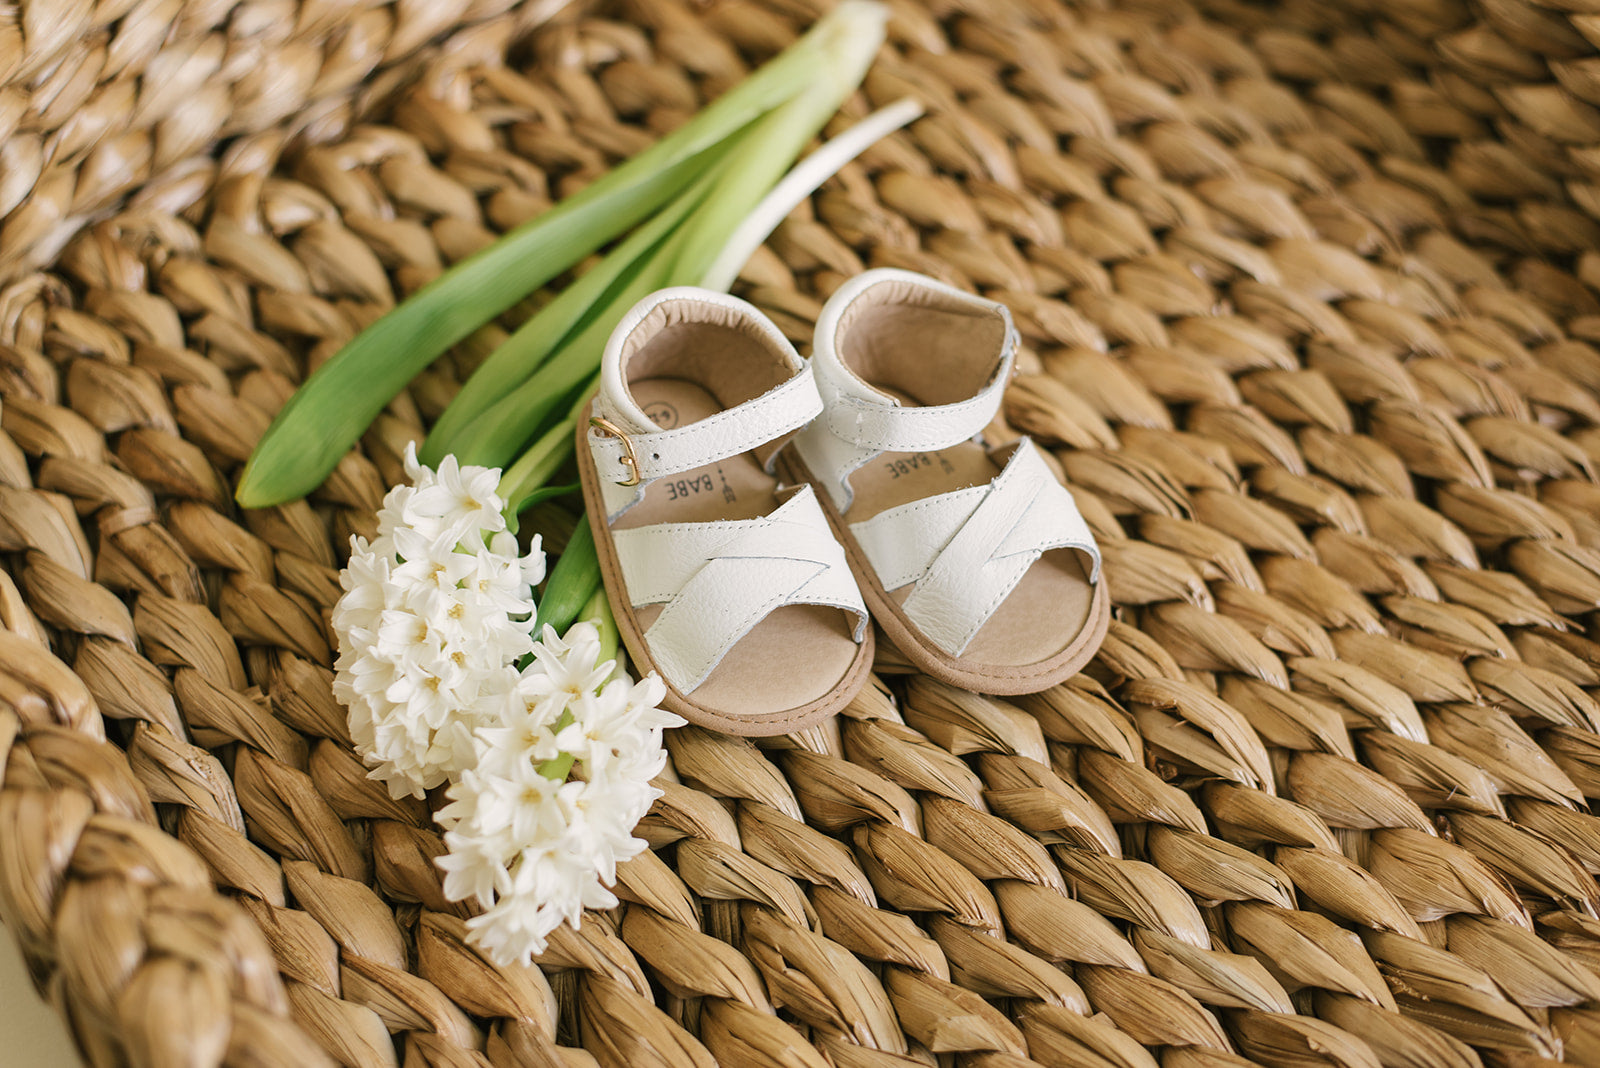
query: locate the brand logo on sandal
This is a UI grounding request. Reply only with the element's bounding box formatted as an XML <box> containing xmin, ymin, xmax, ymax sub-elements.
<box><xmin>645</xmin><ymin>402</ymin><xmax>679</xmax><ymax>429</ymax></box>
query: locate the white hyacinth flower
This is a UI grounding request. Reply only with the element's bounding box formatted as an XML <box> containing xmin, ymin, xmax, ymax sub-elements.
<box><xmin>332</xmin><ymin>444</ymin><xmax>544</xmax><ymax>800</ymax></box>
<box><xmin>435</xmin><ymin>622</ymin><xmax>684</xmax><ymax>967</ymax></box>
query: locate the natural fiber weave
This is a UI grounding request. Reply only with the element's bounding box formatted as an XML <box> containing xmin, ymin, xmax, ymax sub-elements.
<box><xmin>0</xmin><ymin>0</ymin><xmax>573</xmax><ymax>283</ymax></box>
<box><xmin>8</xmin><ymin>0</ymin><xmax>1600</xmax><ymax>1064</ymax></box>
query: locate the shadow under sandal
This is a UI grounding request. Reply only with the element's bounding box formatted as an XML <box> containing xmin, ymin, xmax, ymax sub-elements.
<box><xmin>578</xmin><ymin>287</ymin><xmax>873</xmax><ymax>736</ymax></box>
<box><xmin>786</xmin><ymin>268</ymin><xmax>1109</xmax><ymax>695</ymax></box>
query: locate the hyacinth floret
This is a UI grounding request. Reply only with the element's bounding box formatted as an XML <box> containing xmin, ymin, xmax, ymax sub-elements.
<box><xmin>331</xmin><ymin>444</ymin><xmax>545</xmax><ymax>799</ymax></box>
<box><xmin>435</xmin><ymin>622</ymin><xmax>682</xmax><ymax>967</ymax></box>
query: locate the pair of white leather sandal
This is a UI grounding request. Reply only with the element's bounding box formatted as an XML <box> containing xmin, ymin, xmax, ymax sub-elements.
<box><xmin>576</xmin><ymin>269</ymin><xmax>1110</xmax><ymax>736</ymax></box>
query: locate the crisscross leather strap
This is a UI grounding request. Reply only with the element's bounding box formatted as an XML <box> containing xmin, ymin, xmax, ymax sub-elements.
<box><xmin>612</xmin><ymin>487</ymin><xmax>868</xmax><ymax>693</ymax></box>
<box><xmin>847</xmin><ymin>441</ymin><xmax>1101</xmax><ymax>656</ymax></box>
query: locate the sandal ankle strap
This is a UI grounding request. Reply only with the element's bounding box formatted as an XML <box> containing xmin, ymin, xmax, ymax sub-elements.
<box><xmin>589</xmin><ymin>368</ymin><xmax>822</xmax><ymax>487</ymax></box>
<box><xmin>815</xmin><ymin>366</ymin><xmax>1009</xmax><ymax>456</ymax></box>
<box><xmin>797</xmin><ymin>269</ymin><xmax>1018</xmax><ymax>511</ymax></box>
<box><xmin>587</xmin><ymin>287</ymin><xmax>824</xmax><ymax>519</ymax></box>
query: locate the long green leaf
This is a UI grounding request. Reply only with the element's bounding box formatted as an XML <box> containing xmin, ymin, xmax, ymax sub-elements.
<box><xmin>579</xmin><ymin>587</ymin><xmax>620</xmax><ymax>671</ymax></box>
<box><xmin>421</xmin><ymin>166</ymin><xmax>716</xmax><ymax>464</ymax></box>
<box><xmin>437</xmin><ymin>7</ymin><xmax>890</xmax><ymax>472</ymax></box>
<box><xmin>235</xmin><ymin>10</ymin><xmax>867</xmax><ymax>508</ymax></box>
<box><xmin>237</xmin><ymin>149</ymin><xmax>717</xmax><ymax>508</ymax></box>
<box><xmin>534</xmin><ymin>517</ymin><xmax>600</xmax><ymax>636</ymax></box>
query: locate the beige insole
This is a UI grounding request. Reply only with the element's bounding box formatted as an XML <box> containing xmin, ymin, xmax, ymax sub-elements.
<box><xmin>841</xmin><ymin>387</ymin><xmax>1096</xmax><ymax>669</ymax></box>
<box><xmin>612</xmin><ymin>377</ymin><xmax>861</xmax><ymax>716</ymax></box>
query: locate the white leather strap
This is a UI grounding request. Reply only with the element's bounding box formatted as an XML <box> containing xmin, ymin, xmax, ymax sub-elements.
<box><xmin>795</xmin><ymin>268</ymin><xmax>1018</xmax><ymax>511</ymax></box>
<box><xmin>848</xmin><ymin>441</ymin><xmax>1101</xmax><ymax>656</ymax></box>
<box><xmin>612</xmin><ymin>487</ymin><xmax>868</xmax><ymax>693</ymax></box>
<box><xmin>817</xmin><ymin>372</ymin><xmax>1007</xmax><ymax>455</ymax></box>
<box><xmin>587</xmin><ymin>286</ymin><xmax>817</xmax><ymax>520</ymax></box>
<box><xmin>589</xmin><ymin>369</ymin><xmax>823</xmax><ymax>487</ymax></box>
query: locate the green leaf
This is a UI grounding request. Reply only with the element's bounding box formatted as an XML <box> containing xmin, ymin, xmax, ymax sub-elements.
<box><xmin>236</xmin><ymin>148</ymin><xmax>716</xmax><ymax>508</ymax></box>
<box><xmin>235</xmin><ymin>7</ymin><xmax>871</xmax><ymax>507</ymax></box>
<box><xmin>423</xmin><ymin>173</ymin><xmax>711</xmax><ymax>465</ymax></box>
<box><xmin>512</xmin><ymin>481</ymin><xmax>580</xmax><ymax>516</ymax></box>
<box><xmin>533</xmin><ymin>517</ymin><xmax>601</xmax><ymax>637</ymax></box>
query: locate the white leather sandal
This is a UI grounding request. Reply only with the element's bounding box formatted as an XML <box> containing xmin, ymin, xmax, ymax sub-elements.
<box><xmin>784</xmin><ymin>268</ymin><xmax>1109</xmax><ymax>694</ymax></box>
<box><xmin>577</xmin><ymin>288</ymin><xmax>872</xmax><ymax>736</ymax></box>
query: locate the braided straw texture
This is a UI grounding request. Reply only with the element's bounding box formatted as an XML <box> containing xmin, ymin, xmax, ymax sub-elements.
<box><xmin>10</xmin><ymin>0</ymin><xmax>1600</xmax><ymax>1064</ymax></box>
<box><xmin>0</xmin><ymin>0</ymin><xmax>574</xmax><ymax>282</ymax></box>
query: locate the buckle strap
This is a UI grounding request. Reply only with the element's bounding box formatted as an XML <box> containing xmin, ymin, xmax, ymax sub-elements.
<box><xmin>818</xmin><ymin>372</ymin><xmax>1008</xmax><ymax>455</ymax></box>
<box><xmin>811</xmin><ymin>311</ymin><xmax>1018</xmax><ymax>456</ymax></box>
<box><xmin>589</xmin><ymin>368</ymin><xmax>823</xmax><ymax>487</ymax></box>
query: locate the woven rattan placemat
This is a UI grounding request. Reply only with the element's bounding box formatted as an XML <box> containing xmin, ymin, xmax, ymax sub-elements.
<box><xmin>6</xmin><ymin>0</ymin><xmax>1600</xmax><ymax>1064</ymax></box>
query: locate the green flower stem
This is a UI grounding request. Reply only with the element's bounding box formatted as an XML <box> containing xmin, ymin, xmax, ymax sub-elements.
<box><xmin>536</xmin><ymin>710</ymin><xmax>577</xmax><ymax>781</ymax></box>
<box><xmin>533</xmin><ymin>517</ymin><xmax>600</xmax><ymax>637</ymax></box>
<box><xmin>497</xmin><ymin>409</ymin><xmax>584</xmax><ymax>525</ymax></box>
<box><xmin>578</xmin><ymin>588</ymin><xmax>620</xmax><ymax>670</ymax></box>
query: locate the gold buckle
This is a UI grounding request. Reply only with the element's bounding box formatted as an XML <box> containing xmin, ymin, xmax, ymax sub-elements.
<box><xmin>589</xmin><ymin>416</ymin><xmax>641</xmax><ymax>487</ymax></box>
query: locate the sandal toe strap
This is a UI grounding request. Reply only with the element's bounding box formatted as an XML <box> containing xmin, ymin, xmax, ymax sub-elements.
<box><xmin>613</xmin><ymin>487</ymin><xmax>867</xmax><ymax>694</ymax></box>
<box><xmin>848</xmin><ymin>441</ymin><xmax>1100</xmax><ymax>657</ymax></box>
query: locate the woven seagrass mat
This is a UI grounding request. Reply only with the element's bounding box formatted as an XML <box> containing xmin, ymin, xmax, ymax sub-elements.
<box><xmin>11</xmin><ymin>0</ymin><xmax>1600</xmax><ymax>1064</ymax></box>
